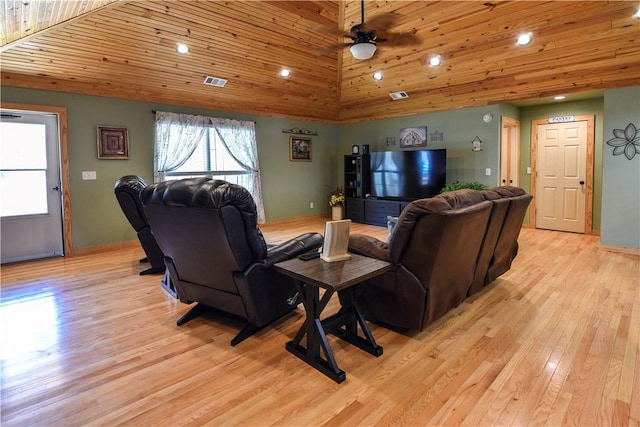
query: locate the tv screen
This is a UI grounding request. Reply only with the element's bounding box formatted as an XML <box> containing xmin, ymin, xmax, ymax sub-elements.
<box><xmin>370</xmin><ymin>149</ymin><xmax>446</xmax><ymax>200</ymax></box>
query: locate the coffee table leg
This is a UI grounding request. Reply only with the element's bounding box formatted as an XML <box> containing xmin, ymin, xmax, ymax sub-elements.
<box><xmin>286</xmin><ymin>282</ymin><xmax>346</xmax><ymax>383</ymax></box>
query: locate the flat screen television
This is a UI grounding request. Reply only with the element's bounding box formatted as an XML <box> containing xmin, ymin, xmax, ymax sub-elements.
<box><xmin>370</xmin><ymin>149</ymin><xmax>446</xmax><ymax>200</ymax></box>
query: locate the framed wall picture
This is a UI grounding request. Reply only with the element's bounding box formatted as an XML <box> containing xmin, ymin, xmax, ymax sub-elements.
<box><xmin>399</xmin><ymin>126</ymin><xmax>427</xmax><ymax>148</ymax></box>
<box><xmin>290</xmin><ymin>136</ymin><xmax>312</xmax><ymax>161</ymax></box>
<box><xmin>97</xmin><ymin>126</ymin><xmax>129</xmax><ymax>159</ymax></box>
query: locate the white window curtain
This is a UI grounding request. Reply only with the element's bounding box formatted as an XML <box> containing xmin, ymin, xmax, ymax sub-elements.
<box><xmin>153</xmin><ymin>111</ymin><xmax>208</xmax><ymax>182</ymax></box>
<box><xmin>154</xmin><ymin>111</ymin><xmax>265</xmax><ymax>223</ymax></box>
<box><xmin>212</xmin><ymin>118</ymin><xmax>265</xmax><ymax>224</ymax></box>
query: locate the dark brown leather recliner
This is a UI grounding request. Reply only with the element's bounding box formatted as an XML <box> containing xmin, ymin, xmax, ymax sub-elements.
<box><xmin>347</xmin><ymin>187</ymin><xmax>532</xmax><ymax>332</ymax></box>
<box><xmin>114</xmin><ymin>175</ymin><xmax>165</xmax><ymax>275</ymax></box>
<box><xmin>348</xmin><ymin>190</ymin><xmax>494</xmax><ymax>331</ymax></box>
<box><xmin>140</xmin><ymin>177</ymin><xmax>324</xmax><ymax>346</ymax></box>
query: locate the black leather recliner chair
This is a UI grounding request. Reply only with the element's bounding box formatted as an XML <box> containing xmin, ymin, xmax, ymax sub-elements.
<box><xmin>140</xmin><ymin>177</ymin><xmax>324</xmax><ymax>346</ymax></box>
<box><xmin>114</xmin><ymin>175</ymin><xmax>165</xmax><ymax>275</ymax></box>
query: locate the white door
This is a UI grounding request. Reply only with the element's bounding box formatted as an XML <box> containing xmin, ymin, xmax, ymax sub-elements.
<box><xmin>1</xmin><ymin>111</ymin><xmax>64</xmax><ymax>263</ymax></box>
<box><xmin>535</xmin><ymin>121</ymin><xmax>587</xmax><ymax>233</ymax></box>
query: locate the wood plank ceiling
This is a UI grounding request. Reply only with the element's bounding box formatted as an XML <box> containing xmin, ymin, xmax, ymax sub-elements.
<box><xmin>1</xmin><ymin>1</ymin><xmax>639</xmax><ymax>123</ymax></box>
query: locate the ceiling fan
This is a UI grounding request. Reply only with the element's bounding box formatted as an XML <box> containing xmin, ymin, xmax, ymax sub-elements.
<box><xmin>325</xmin><ymin>0</ymin><xmax>420</xmax><ymax>60</ymax></box>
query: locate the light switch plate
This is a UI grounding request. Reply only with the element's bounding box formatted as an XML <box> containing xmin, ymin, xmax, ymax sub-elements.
<box><xmin>82</xmin><ymin>171</ymin><xmax>97</xmax><ymax>180</ymax></box>
<box><xmin>485</xmin><ymin>168</ymin><xmax>491</xmax><ymax>176</ymax></box>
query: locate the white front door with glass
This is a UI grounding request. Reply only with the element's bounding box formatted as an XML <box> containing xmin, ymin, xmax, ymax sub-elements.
<box><xmin>1</xmin><ymin>111</ymin><xmax>64</xmax><ymax>263</ymax></box>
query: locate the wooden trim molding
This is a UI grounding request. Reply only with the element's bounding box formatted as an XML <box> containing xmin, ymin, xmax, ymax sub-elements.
<box><xmin>1</xmin><ymin>102</ymin><xmax>74</xmax><ymax>255</ymax></box>
<box><xmin>530</xmin><ymin>114</ymin><xmax>595</xmax><ymax>235</ymax></box>
<box><xmin>72</xmin><ymin>240</ymin><xmax>139</xmax><ymax>256</ymax></box>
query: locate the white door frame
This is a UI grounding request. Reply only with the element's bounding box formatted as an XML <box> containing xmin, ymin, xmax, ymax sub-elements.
<box><xmin>2</xmin><ymin>102</ymin><xmax>73</xmax><ymax>255</ymax></box>
<box><xmin>530</xmin><ymin>114</ymin><xmax>595</xmax><ymax>234</ymax></box>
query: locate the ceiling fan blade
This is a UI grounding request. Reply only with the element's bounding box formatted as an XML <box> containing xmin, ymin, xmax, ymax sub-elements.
<box><xmin>376</xmin><ymin>31</ymin><xmax>421</xmax><ymax>47</ymax></box>
<box><xmin>361</xmin><ymin>12</ymin><xmax>402</xmax><ymax>33</ymax></box>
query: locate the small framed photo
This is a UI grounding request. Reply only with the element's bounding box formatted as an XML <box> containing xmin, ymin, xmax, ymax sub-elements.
<box><xmin>399</xmin><ymin>126</ymin><xmax>427</xmax><ymax>148</ymax></box>
<box><xmin>97</xmin><ymin>126</ymin><xmax>129</xmax><ymax>159</ymax></box>
<box><xmin>290</xmin><ymin>136</ymin><xmax>312</xmax><ymax>161</ymax></box>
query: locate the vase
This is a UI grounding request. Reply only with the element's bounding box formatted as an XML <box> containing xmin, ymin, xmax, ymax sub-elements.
<box><xmin>331</xmin><ymin>205</ymin><xmax>344</xmax><ymax>221</ymax></box>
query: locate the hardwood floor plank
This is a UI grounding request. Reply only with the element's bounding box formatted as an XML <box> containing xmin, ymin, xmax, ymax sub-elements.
<box><xmin>1</xmin><ymin>219</ymin><xmax>638</xmax><ymax>426</ymax></box>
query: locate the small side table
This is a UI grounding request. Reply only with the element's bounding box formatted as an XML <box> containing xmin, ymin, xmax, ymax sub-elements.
<box><xmin>273</xmin><ymin>253</ymin><xmax>393</xmax><ymax>383</ymax></box>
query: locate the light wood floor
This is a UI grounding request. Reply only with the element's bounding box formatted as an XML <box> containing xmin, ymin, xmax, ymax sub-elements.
<box><xmin>1</xmin><ymin>217</ymin><xmax>638</xmax><ymax>426</ymax></box>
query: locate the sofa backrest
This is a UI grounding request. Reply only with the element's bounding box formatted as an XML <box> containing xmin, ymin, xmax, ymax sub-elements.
<box><xmin>389</xmin><ymin>189</ymin><xmax>493</xmax><ymax>324</ymax></box>
<box><xmin>466</xmin><ymin>188</ymin><xmax>512</xmax><ymax>296</ymax></box>
<box><xmin>486</xmin><ymin>187</ymin><xmax>533</xmax><ymax>283</ymax></box>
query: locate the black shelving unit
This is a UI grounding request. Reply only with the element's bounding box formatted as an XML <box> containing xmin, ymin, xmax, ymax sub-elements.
<box><xmin>344</xmin><ymin>154</ymin><xmax>370</xmax><ymax>222</ymax></box>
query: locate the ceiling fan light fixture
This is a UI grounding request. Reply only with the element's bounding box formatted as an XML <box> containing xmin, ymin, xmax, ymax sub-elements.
<box><xmin>350</xmin><ymin>42</ymin><xmax>377</xmax><ymax>60</ymax></box>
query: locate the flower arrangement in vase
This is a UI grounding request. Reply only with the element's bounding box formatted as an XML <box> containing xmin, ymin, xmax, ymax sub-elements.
<box><xmin>328</xmin><ymin>187</ymin><xmax>345</xmax><ymax>220</ymax></box>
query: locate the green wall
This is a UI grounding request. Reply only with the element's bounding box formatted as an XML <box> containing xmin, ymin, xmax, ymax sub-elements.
<box><xmin>2</xmin><ymin>87</ymin><xmax>339</xmax><ymax>249</ymax></box>
<box><xmin>338</xmin><ymin>105</ymin><xmax>504</xmax><ymax>188</ymax></box>
<box><xmin>3</xmin><ymin>85</ymin><xmax>637</xmax><ymax>250</ymax></box>
<box><xmin>601</xmin><ymin>87</ymin><xmax>640</xmax><ymax>249</ymax></box>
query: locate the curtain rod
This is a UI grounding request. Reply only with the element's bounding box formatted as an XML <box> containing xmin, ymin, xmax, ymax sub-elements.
<box><xmin>151</xmin><ymin>110</ymin><xmax>255</xmax><ymax>123</ymax></box>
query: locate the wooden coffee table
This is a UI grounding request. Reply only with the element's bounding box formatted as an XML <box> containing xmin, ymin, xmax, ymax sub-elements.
<box><xmin>273</xmin><ymin>253</ymin><xmax>393</xmax><ymax>383</ymax></box>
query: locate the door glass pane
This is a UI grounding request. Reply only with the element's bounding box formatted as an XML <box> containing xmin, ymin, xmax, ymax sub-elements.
<box><xmin>0</xmin><ymin>122</ymin><xmax>48</xmax><ymax>217</ymax></box>
<box><xmin>1</xmin><ymin>123</ymin><xmax>47</xmax><ymax>168</ymax></box>
<box><xmin>0</xmin><ymin>171</ymin><xmax>48</xmax><ymax>216</ymax></box>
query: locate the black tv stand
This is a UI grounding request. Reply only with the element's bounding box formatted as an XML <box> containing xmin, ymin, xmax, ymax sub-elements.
<box><xmin>343</xmin><ymin>154</ymin><xmax>415</xmax><ymax>226</ymax></box>
<box><xmin>360</xmin><ymin>198</ymin><xmax>412</xmax><ymax>226</ymax></box>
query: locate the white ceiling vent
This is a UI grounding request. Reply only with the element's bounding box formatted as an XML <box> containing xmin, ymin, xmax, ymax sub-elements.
<box><xmin>203</xmin><ymin>76</ymin><xmax>227</xmax><ymax>87</ymax></box>
<box><xmin>389</xmin><ymin>91</ymin><xmax>409</xmax><ymax>100</ymax></box>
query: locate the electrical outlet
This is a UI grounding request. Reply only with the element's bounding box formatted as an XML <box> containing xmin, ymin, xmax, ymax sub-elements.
<box><xmin>82</xmin><ymin>171</ymin><xmax>97</xmax><ymax>180</ymax></box>
<box><xmin>310</xmin><ymin>202</ymin><xmax>314</xmax><ymax>209</ymax></box>
<box><xmin>485</xmin><ymin>168</ymin><xmax>491</xmax><ymax>176</ymax></box>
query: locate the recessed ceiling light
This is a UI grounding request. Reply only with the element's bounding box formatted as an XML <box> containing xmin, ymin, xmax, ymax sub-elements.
<box><xmin>635</xmin><ymin>8</ymin><xmax>640</xmax><ymax>19</ymax></box>
<box><xmin>428</xmin><ymin>55</ymin><xmax>442</xmax><ymax>67</ymax></box>
<box><xmin>372</xmin><ymin>71</ymin><xmax>383</xmax><ymax>81</ymax></box>
<box><xmin>515</xmin><ymin>33</ymin><xmax>532</xmax><ymax>46</ymax></box>
<box><xmin>280</xmin><ymin>68</ymin><xmax>291</xmax><ymax>78</ymax></box>
<box><xmin>176</xmin><ymin>43</ymin><xmax>189</xmax><ymax>54</ymax></box>
<box><xmin>554</xmin><ymin>95</ymin><xmax>566</xmax><ymax>100</ymax></box>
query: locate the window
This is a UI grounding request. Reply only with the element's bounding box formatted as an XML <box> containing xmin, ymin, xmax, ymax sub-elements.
<box><xmin>164</xmin><ymin>129</ymin><xmax>251</xmax><ymax>190</ymax></box>
<box><xmin>153</xmin><ymin>111</ymin><xmax>265</xmax><ymax>223</ymax></box>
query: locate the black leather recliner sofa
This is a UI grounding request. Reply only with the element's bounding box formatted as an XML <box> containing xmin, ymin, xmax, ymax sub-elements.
<box><xmin>141</xmin><ymin>177</ymin><xmax>324</xmax><ymax>346</ymax></box>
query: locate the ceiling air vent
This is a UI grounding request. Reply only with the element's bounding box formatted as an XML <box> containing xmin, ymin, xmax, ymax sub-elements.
<box><xmin>203</xmin><ymin>76</ymin><xmax>227</xmax><ymax>87</ymax></box>
<box><xmin>389</xmin><ymin>91</ymin><xmax>409</xmax><ymax>100</ymax></box>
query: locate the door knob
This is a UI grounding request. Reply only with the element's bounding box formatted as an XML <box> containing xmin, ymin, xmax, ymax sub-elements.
<box><xmin>579</xmin><ymin>181</ymin><xmax>585</xmax><ymax>185</ymax></box>
<box><xmin>52</xmin><ymin>186</ymin><xmax>60</xmax><ymax>191</ymax></box>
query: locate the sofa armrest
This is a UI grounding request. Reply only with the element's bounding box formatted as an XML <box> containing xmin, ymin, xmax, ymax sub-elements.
<box><xmin>348</xmin><ymin>234</ymin><xmax>391</xmax><ymax>262</ymax></box>
<box><xmin>263</xmin><ymin>232</ymin><xmax>324</xmax><ymax>267</ymax></box>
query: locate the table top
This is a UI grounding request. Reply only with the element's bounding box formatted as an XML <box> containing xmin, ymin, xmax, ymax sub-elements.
<box><xmin>273</xmin><ymin>253</ymin><xmax>393</xmax><ymax>292</ymax></box>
